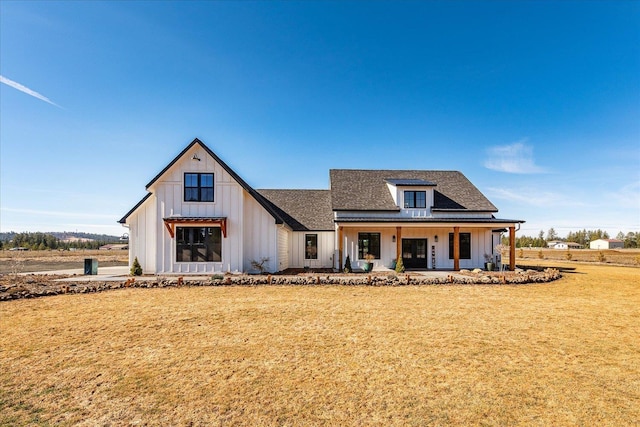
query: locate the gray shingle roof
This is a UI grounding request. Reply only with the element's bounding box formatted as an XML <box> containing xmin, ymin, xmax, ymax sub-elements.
<box><xmin>257</xmin><ymin>189</ymin><xmax>334</xmax><ymax>231</ymax></box>
<box><xmin>329</xmin><ymin>169</ymin><xmax>498</xmax><ymax>212</ymax></box>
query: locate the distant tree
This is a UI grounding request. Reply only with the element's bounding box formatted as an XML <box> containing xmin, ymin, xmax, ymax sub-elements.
<box><xmin>624</xmin><ymin>232</ymin><xmax>638</xmax><ymax>248</ymax></box>
<box><xmin>546</xmin><ymin>228</ymin><xmax>558</xmax><ymax>241</ymax></box>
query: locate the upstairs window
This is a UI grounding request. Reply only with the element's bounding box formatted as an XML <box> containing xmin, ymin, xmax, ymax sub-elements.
<box><xmin>184</xmin><ymin>173</ymin><xmax>214</xmax><ymax>202</ymax></box>
<box><xmin>404</xmin><ymin>191</ymin><xmax>426</xmax><ymax>208</ymax></box>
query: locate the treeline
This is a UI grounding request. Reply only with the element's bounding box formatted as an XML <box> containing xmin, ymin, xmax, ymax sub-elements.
<box><xmin>0</xmin><ymin>232</ymin><xmax>122</xmax><ymax>251</ymax></box>
<box><xmin>502</xmin><ymin>228</ymin><xmax>639</xmax><ymax>248</ymax></box>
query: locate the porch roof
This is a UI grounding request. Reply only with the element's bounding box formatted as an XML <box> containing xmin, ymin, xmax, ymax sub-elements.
<box><xmin>162</xmin><ymin>217</ymin><xmax>227</xmax><ymax>238</ymax></box>
<box><xmin>335</xmin><ymin>217</ymin><xmax>525</xmax><ymax>225</ymax></box>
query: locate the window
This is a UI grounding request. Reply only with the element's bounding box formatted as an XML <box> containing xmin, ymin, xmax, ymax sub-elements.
<box><xmin>449</xmin><ymin>233</ymin><xmax>471</xmax><ymax>259</ymax></box>
<box><xmin>184</xmin><ymin>173</ymin><xmax>214</xmax><ymax>202</ymax></box>
<box><xmin>358</xmin><ymin>232</ymin><xmax>381</xmax><ymax>259</ymax></box>
<box><xmin>404</xmin><ymin>191</ymin><xmax>426</xmax><ymax>208</ymax></box>
<box><xmin>305</xmin><ymin>234</ymin><xmax>318</xmax><ymax>259</ymax></box>
<box><xmin>176</xmin><ymin>227</ymin><xmax>221</xmax><ymax>262</ymax></box>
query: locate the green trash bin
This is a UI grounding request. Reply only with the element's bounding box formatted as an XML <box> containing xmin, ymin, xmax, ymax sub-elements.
<box><xmin>84</xmin><ymin>258</ymin><xmax>98</xmax><ymax>275</ymax></box>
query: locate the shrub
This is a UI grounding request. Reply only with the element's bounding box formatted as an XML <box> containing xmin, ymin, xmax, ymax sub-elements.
<box><xmin>250</xmin><ymin>257</ymin><xmax>270</xmax><ymax>274</ymax></box>
<box><xmin>395</xmin><ymin>256</ymin><xmax>405</xmax><ymax>273</ymax></box>
<box><xmin>597</xmin><ymin>252</ymin><xmax>606</xmax><ymax>262</ymax></box>
<box><xmin>565</xmin><ymin>250</ymin><xmax>572</xmax><ymax>261</ymax></box>
<box><xmin>518</xmin><ymin>248</ymin><xmax>524</xmax><ymax>259</ymax></box>
<box><xmin>538</xmin><ymin>250</ymin><xmax>544</xmax><ymax>260</ymax></box>
<box><xmin>130</xmin><ymin>257</ymin><xmax>142</xmax><ymax>276</ymax></box>
<box><xmin>344</xmin><ymin>255</ymin><xmax>352</xmax><ymax>273</ymax></box>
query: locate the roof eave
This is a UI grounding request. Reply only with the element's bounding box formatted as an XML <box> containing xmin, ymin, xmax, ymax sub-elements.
<box><xmin>118</xmin><ymin>193</ymin><xmax>152</xmax><ymax>224</ymax></box>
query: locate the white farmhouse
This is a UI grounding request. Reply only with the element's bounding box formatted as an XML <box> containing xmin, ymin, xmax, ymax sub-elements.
<box><xmin>119</xmin><ymin>138</ymin><xmax>525</xmax><ymax>274</ymax></box>
<box><xmin>589</xmin><ymin>239</ymin><xmax>624</xmax><ymax>250</ymax></box>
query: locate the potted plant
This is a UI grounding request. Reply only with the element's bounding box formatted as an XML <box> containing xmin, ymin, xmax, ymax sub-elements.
<box><xmin>363</xmin><ymin>253</ymin><xmax>375</xmax><ymax>273</ymax></box>
<box><xmin>484</xmin><ymin>253</ymin><xmax>494</xmax><ymax>271</ymax></box>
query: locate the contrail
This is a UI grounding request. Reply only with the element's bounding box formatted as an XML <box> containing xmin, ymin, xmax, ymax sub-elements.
<box><xmin>0</xmin><ymin>75</ymin><xmax>62</xmax><ymax>108</ymax></box>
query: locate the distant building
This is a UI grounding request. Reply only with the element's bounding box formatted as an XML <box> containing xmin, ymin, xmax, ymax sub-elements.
<box><xmin>99</xmin><ymin>244</ymin><xmax>129</xmax><ymax>250</ymax></box>
<box><xmin>589</xmin><ymin>239</ymin><xmax>624</xmax><ymax>250</ymax></box>
<box><xmin>553</xmin><ymin>242</ymin><xmax>583</xmax><ymax>250</ymax></box>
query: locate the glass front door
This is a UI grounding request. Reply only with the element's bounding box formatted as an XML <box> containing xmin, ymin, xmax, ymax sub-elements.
<box><xmin>402</xmin><ymin>238</ymin><xmax>428</xmax><ymax>269</ymax></box>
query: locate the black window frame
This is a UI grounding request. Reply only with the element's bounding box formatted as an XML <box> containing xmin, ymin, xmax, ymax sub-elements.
<box><xmin>358</xmin><ymin>232</ymin><xmax>381</xmax><ymax>259</ymax></box>
<box><xmin>404</xmin><ymin>191</ymin><xmax>426</xmax><ymax>208</ymax></box>
<box><xmin>184</xmin><ymin>173</ymin><xmax>214</xmax><ymax>202</ymax></box>
<box><xmin>448</xmin><ymin>232</ymin><xmax>471</xmax><ymax>259</ymax></box>
<box><xmin>176</xmin><ymin>227</ymin><xmax>222</xmax><ymax>262</ymax></box>
<box><xmin>305</xmin><ymin>234</ymin><xmax>318</xmax><ymax>260</ymax></box>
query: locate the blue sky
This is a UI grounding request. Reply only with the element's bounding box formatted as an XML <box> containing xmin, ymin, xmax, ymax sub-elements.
<box><xmin>1</xmin><ymin>1</ymin><xmax>639</xmax><ymax>238</ymax></box>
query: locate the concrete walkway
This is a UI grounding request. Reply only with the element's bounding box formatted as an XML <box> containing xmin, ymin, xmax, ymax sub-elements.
<box><xmin>20</xmin><ymin>266</ymin><xmax>131</xmax><ymax>282</ymax></box>
<box><xmin>19</xmin><ymin>266</ymin><xmax>468</xmax><ymax>283</ymax></box>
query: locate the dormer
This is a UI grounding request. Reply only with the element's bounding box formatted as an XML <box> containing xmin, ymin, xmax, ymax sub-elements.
<box><xmin>384</xmin><ymin>178</ymin><xmax>437</xmax><ymax>215</ymax></box>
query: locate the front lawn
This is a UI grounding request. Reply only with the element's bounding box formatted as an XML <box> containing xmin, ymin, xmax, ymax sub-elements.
<box><xmin>1</xmin><ymin>263</ymin><xmax>638</xmax><ymax>425</ymax></box>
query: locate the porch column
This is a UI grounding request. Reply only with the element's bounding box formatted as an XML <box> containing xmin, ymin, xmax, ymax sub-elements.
<box><xmin>338</xmin><ymin>226</ymin><xmax>344</xmax><ymax>270</ymax></box>
<box><xmin>396</xmin><ymin>226</ymin><xmax>402</xmax><ymax>261</ymax></box>
<box><xmin>453</xmin><ymin>226</ymin><xmax>460</xmax><ymax>271</ymax></box>
<box><xmin>509</xmin><ymin>226</ymin><xmax>516</xmax><ymax>271</ymax></box>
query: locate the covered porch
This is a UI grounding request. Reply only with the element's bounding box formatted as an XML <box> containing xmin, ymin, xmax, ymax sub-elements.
<box><xmin>335</xmin><ymin>220</ymin><xmax>521</xmax><ymax>272</ymax></box>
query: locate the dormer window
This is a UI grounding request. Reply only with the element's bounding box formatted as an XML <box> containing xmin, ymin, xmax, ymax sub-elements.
<box><xmin>184</xmin><ymin>173</ymin><xmax>214</xmax><ymax>202</ymax></box>
<box><xmin>404</xmin><ymin>191</ymin><xmax>426</xmax><ymax>208</ymax></box>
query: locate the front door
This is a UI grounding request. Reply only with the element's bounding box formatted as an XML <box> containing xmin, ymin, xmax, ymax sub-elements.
<box><xmin>402</xmin><ymin>238</ymin><xmax>428</xmax><ymax>269</ymax></box>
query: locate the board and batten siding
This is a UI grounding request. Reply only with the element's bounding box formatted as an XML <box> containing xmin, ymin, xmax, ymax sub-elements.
<box><xmin>148</xmin><ymin>146</ymin><xmax>246</xmax><ymax>273</ymax></box>
<box><xmin>289</xmin><ymin>231</ymin><xmax>334</xmax><ymax>268</ymax></box>
<box><xmin>242</xmin><ymin>191</ymin><xmax>279</xmax><ymax>273</ymax></box>
<box><xmin>128</xmin><ymin>194</ymin><xmax>157</xmax><ymax>274</ymax></box>
<box><xmin>277</xmin><ymin>227</ymin><xmax>290</xmax><ymax>271</ymax></box>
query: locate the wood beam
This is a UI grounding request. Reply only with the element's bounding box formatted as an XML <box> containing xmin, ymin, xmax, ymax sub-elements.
<box><xmin>509</xmin><ymin>226</ymin><xmax>516</xmax><ymax>271</ymax></box>
<box><xmin>453</xmin><ymin>226</ymin><xmax>460</xmax><ymax>271</ymax></box>
<box><xmin>164</xmin><ymin>221</ymin><xmax>175</xmax><ymax>238</ymax></box>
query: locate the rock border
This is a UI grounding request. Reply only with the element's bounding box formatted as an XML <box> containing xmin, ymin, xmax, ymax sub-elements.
<box><xmin>0</xmin><ymin>269</ymin><xmax>561</xmax><ymax>301</ymax></box>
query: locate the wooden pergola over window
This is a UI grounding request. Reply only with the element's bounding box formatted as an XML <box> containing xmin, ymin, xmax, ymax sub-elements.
<box><xmin>163</xmin><ymin>217</ymin><xmax>227</xmax><ymax>238</ymax></box>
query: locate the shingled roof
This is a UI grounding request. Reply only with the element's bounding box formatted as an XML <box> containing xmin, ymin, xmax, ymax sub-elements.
<box><xmin>329</xmin><ymin>169</ymin><xmax>498</xmax><ymax>212</ymax></box>
<box><xmin>257</xmin><ymin>190</ymin><xmax>334</xmax><ymax>231</ymax></box>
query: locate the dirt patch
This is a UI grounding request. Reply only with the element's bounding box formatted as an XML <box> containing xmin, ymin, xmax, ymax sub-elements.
<box><xmin>0</xmin><ymin>250</ymin><xmax>128</xmax><ymax>274</ymax></box>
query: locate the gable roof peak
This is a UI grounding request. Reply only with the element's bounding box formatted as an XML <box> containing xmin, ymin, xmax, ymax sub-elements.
<box><xmin>121</xmin><ymin>137</ymin><xmax>288</xmax><ymax>226</ymax></box>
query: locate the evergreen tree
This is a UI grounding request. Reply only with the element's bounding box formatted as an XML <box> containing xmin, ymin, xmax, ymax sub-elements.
<box><xmin>344</xmin><ymin>255</ymin><xmax>352</xmax><ymax>273</ymax></box>
<box><xmin>131</xmin><ymin>257</ymin><xmax>143</xmax><ymax>276</ymax></box>
<box><xmin>395</xmin><ymin>256</ymin><xmax>405</xmax><ymax>273</ymax></box>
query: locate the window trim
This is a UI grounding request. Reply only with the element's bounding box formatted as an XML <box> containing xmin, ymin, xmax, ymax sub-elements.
<box><xmin>358</xmin><ymin>232</ymin><xmax>381</xmax><ymax>260</ymax></box>
<box><xmin>404</xmin><ymin>190</ymin><xmax>427</xmax><ymax>209</ymax></box>
<box><xmin>184</xmin><ymin>173</ymin><xmax>214</xmax><ymax>202</ymax></box>
<box><xmin>448</xmin><ymin>232</ymin><xmax>471</xmax><ymax>260</ymax></box>
<box><xmin>304</xmin><ymin>234</ymin><xmax>318</xmax><ymax>260</ymax></box>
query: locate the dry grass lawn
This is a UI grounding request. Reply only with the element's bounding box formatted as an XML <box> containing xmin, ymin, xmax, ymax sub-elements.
<box><xmin>1</xmin><ymin>262</ymin><xmax>638</xmax><ymax>426</ymax></box>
